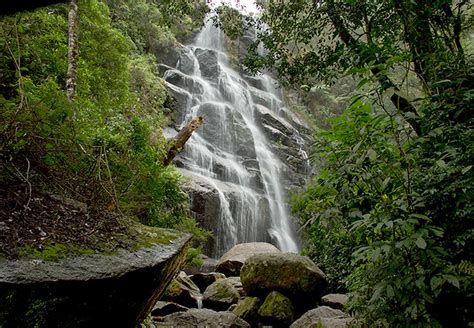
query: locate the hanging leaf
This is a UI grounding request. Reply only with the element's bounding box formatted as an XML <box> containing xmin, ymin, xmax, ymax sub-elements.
<box><xmin>415</xmin><ymin>236</ymin><xmax>427</xmax><ymax>249</ymax></box>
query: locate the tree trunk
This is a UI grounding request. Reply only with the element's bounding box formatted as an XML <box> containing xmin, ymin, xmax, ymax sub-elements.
<box><xmin>162</xmin><ymin>116</ymin><xmax>204</xmax><ymax>167</ymax></box>
<box><xmin>66</xmin><ymin>0</ymin><xmax>79</xmax><ymax>102</ymax></box>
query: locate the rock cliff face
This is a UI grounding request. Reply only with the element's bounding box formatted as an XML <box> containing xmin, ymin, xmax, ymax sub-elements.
<box><xmin>160</xmin><ymin>19</ymin><xmax>312</xmax><ymax>257</ymax></box>
<box><xmin>0</xmin><ymin>232</ymin><xmax>191</xmax><ymax>328</ymax></box>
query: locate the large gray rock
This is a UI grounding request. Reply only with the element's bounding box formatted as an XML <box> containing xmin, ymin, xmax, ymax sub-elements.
<box><xmin>321</xmin><ymin>294</ymin><xmax>348</xmax><ymax>310</ymax></box>
<box><xmin>216</xmin><ymin>242</ymin><xmax>281</xmax><ymax>276</ymax></box>
<box><xmin>0</xmin><ymin>232</ymin><xmax>191</xmax><ymax>328</ymax></box>
<box><xmin>162</xmin><ymin>271</ymin><xmax>202</xmax><ymax>308</ymax></box>
<box><xmin>240</xmin><ymin>253</ymin><xmax>327</xmax><ymax>301</ymax></box>
<box><xmin>258</xmin><ymin>291</ymin><xmax>294</xmax><ymax>326</ymax></box>
<box><xmin>203</xmin><ymin>278</ymin><xmax>240</xmax><ymax>311</ymax></box>
<box><xmin>290</xmin><ymin>306</ymin><xmax>352</xmax><ymax>328</ymax></box>
<box><xmin>158</xmin><ymin>308</ymin><xmax>250</xmax><ymax>328</ymax></box>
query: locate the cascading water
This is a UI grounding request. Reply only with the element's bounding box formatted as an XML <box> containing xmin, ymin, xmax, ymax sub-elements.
<box><xmin>162</xmin><ymin>18</ymin><xmax>308</xmax><ymax>257</ymax></box>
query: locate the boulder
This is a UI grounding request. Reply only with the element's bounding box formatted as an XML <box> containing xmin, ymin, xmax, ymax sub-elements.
<box><xmin>162</xmin><ymin>271</ymin><xmax>202</xmax><ymax>308</ymax></box>
<box><xmin>225</xmin><ymin>276</ymin><xmax>245</xmax><ymax>297</ymax></box>
<box><xmin>0</xmin><ymin>233</ymin><xmax>191</xmax><ymax>328</ymax></box>
<box><xmin>290</xmin><ymin>306</ymin><xmax>352</xmax><ymax>328</ymax></box>
<box><xmin>240</xmin><ymin>253</ymin><xmax>327</xmax><ymax>302</ymax></box>
<box><xmin>203</xmin><ymin>278</ymin><xmax>240</xmax><ymax>311</ymax></box>
<box><xmin>150</xmin><ymin>301</ymin><xmax>188</xmax><ymax>317</ymax></box>
<box><xmin>157</xmin><ymin>308</ymin><xmax>250</xmax><ymax>328</ymax></box>
<box><xmin>321</xmin><ymin>294</ymin><xmax>348</xmax><ymax>310</ymax></box>
<box><xmin>216</xmin><ymin>242</ymin><xmax>281</xmax><ymax>276</ymax></box>
<box><xmin>190</xmin><ymin>272</ymin><xmax>226</xmax><ymax>293</ymax></box>
<box><xmin>232</xmin><ymin>297</ymin><xmax>262</xmax><ymax>325</ymax></box>
<box><xmin>258</xmin><ymin>291</ymin><xmax>294</xmax><ymax>327</ymax></box>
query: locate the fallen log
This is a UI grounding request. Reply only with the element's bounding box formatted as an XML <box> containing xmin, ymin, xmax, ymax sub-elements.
<box><xmin>162</xmin><ymin>116</ymin><xmax>204</xmax><ymax>167</ymax></box>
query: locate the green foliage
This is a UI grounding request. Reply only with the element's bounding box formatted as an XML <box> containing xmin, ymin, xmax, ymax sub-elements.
<box><xmin>293</xmin><ymin>92</ymin><xmax>473</xmax><ymax>325</ymax></box>
<box><xmin>0</xmin><ymin>0</ymin><xmax>210</xmax><ymax>253</ymax></box>
<box><xmin>253</xmin><ymin>0</ymin><xmax>473</xmax><ymax>326</ymax></box>
<box><xmin>214</xmin><ymin>5</ymin><xmax>245</xmax><ymax>40</ymax></box>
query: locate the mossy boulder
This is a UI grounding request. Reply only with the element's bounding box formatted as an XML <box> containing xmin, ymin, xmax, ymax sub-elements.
<box><xmin>240</xmin><ymin>253</ymin><xmax>327</xmax><ymax>310</ymax></box>
<box><xmin>203</xmin><ymin>278</ymin><xmax>240</xmax><ymax>311</ymax></box>
<box><xmin>216</xmin><ymin>242</ymin><xmax>280</xmax><ymax>276</ymax></box>
<box><xmin>162</xmin><ymin>271</ymin><xmax>202</xmax><ymax>308</ymax></box>
<box><xmin>258</xmin><ymin>291</ymin><xmax>294</xmax><ymax>326</ymax></box>
<box><xmin>232</xmin><ymin>297</ymin><xmax>262</xmax><ymax>325</ymax></box>
<box><xmin>0</xmin><ymin>230</ymin><xmax>191</xmax><ymax>328</ymax></box>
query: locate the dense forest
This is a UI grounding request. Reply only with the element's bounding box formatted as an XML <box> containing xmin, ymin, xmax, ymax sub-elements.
<box><xmin>1</xmin><ymin>0</ymin><xmax>473</xmax><ymax>327</ymax></box>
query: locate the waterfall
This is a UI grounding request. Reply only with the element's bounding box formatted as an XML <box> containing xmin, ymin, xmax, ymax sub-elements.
<box><xmin>162</xmin><ymin>18</ymin><xmax>305</xmax><ymax>257</ymax></box>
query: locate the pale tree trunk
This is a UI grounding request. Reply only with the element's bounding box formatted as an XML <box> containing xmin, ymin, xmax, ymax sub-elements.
<box><xmin>162</xmin><ymin>116</ymin><xmax>204</xmax><ymax>166</ymax></box>
<box><xmin>66</xmin><ymin>0</ymin><xmax>78</xmax><ymax>102</ymax></box>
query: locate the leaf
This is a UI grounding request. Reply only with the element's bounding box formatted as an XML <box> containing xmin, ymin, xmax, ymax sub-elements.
<box><xmin>415</xmin><ymin>236</ymin><xmax>427</xmax><ymax>249</ymax></box>
<box><xmin>386</xmin><ymin>285</ymin><xmax>395</xmax><ymax>298</ymax></box>
<box><xmin>462</xmin><ymin>165</ymin><xmax>472</xmax><ymax>174</ymax></box>
<box><xmin>367</xmin><ymin>148</ymin><xmax>377</xmax><ymax>161</ymax></box>
<box><xmin>352</xmin><ymin>140</ymin><xmax>363</xmax><ymax>152</ymax></box>
<box><xmin>356</xmin><ymin>78</ymin><xmax>370</xmax><ymax>89</ymax></box>
<box><xmin>430</xmin><ymin>276</ymin><xmax>443</xmax><ymax>291</ymax></box>
<box><xmin>381</xmin><ymin>177</ymin><xmax>390</xmax><ymax>190</ymax></box>
<box><xmin>436</xmin><ymin>159</ymin><xmax>447</xmax><ymax>168</ymax></box>
<box><xmin>444</xmin><ymin>275</ymin><xmax>460</xmax><ymax>288</ymax></box>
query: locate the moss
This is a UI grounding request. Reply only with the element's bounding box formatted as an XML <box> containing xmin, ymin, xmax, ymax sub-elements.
<box><xmin>258</xmin><ymin>291</ymin><xmax>294</xmax><ymax>325</ymax></box>
<box><xmin>18</xmin><ymin>243</ymin><xmax>96</xmax><ymax>262</ymax></box>
<box><xmin>163</xmin><ymin>280</ymin><xmax>182</xmax><ymax>299</ymax></box>
<box><xmin>15</xmin><ymin>220</ymin><xmax>186</xmax><ymax>262</ymax></box>
<box><xmin>233</xmin><ymin>297</ymin><xmax>262</xmax><ymax>323</ymax></box>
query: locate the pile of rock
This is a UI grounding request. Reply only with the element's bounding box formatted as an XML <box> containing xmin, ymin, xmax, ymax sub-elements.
<box><xmin>150</xmin><ymin>242</ymin><xmax>352</xmax><ymax>327</ymax></box>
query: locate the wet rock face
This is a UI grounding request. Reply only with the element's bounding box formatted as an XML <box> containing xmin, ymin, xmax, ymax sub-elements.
<box><xmin>0</xmin><ymin>234</ymin><xmax>191</xmax><ymax>328</ymax></box>
<box><xmin>160</xmin><ymin>21</ymin><xmax>312</xmax><ymax>258</ymax></box>
<box><xmin>195</xmin><ymin>48</ymin><xmax>220</xmax><ymax>81</ymax></box>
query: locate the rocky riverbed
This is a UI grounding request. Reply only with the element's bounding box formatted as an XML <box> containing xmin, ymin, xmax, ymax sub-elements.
<box><xmin>149</xmin><ymin>242</ymin><xmax>352</xmax><ymax>327</ymax></box>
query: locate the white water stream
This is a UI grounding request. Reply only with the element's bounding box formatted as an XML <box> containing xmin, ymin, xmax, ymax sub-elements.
<box><xmin>163</xmin><ymin>18</ymin><xmax>301</xmax><ymax>257</ymax></box>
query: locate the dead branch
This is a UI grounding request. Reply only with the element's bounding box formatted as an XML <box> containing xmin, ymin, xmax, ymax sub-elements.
<box><xmin>162</xmin><ymin>116</ymin><xmax>204</xmax><ymax>166</ymax></box>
